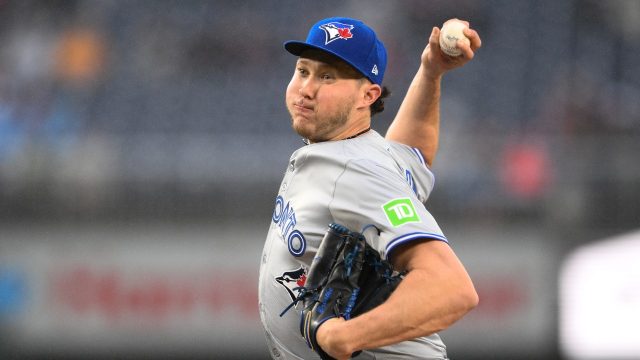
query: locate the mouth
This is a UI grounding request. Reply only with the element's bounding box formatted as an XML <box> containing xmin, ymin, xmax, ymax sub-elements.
<box><xmin>292</xmin><ymin>100</ymin><xmax>314</xmax><ymax>113</ymax></box>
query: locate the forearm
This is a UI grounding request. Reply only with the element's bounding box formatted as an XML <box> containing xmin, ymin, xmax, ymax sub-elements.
<box><xmin>385</xmin><ymin>65</ymin><xmax>442</xmax><ymax>166</ymax></box>
<box><xmin>315</xmin><ymin>241</ymin><xmax>479</xmax><ymax>359</ymax></box>
<box><xmin>330</xmin><ymin>255</ymin><xmax>477</xmax><ymax>354</ymax></box>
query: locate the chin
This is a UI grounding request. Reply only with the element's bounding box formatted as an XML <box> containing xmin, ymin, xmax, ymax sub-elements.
<box><xmin>293</xmin><ymin>126</ymin><xmax>314</xmax><ymax>140</ymax></box>
<box><xmin>291</xmin><ymin>118</ymin><xmax>314</xmax><ymax>139</ymax></box>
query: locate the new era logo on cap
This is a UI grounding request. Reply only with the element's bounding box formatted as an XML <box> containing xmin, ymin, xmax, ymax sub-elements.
<box><xmin>319</xmin><ymin>22</ymin><xmax>354</xmax><ymax>45</ymax></box>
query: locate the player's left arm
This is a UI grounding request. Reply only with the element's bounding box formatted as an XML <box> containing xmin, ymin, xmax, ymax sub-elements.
<box><xmin>385</xmin><ymin>20</ymin><xmax>481</xmax><ymax>167</ymax></box>
<box><xmin>316</xmin><ymin>239</ymin><xmax>478</xmax><ymax>359</ymax></box>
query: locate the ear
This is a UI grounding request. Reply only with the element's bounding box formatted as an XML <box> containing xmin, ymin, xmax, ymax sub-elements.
<box><xmin>358</xmin><ymin>83</ymin><xmax>382</xmax><ymax>110</ymax></box>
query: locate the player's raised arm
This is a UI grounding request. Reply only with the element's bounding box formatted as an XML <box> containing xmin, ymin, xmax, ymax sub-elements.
<box><xmin>385</xmin><ymin>19</ymin><xmax>481</xmax><ymax>166</ymax></box>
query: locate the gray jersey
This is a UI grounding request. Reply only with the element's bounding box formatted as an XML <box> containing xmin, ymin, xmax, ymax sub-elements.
<box><xmin>259</xmin><ymin>130</ymin><xmax>449</xmax><ymax>359</ymax></box>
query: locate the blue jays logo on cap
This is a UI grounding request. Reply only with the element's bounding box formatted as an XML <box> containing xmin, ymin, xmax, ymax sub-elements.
<box><xmin>284</xmin><ymin>17</ymin><xmax>387</xmax><ymax>85</ymax></box>
<box><xmin>319</xmin><ymin>22</ymin><xmax>354</xmax><ymax>45</ymax></box>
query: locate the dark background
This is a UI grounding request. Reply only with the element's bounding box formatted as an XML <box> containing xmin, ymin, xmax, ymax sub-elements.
<box><xmin>0</xmin><ymin>1</ymin><xmax>638</xmax><ymax>359</ymax></box>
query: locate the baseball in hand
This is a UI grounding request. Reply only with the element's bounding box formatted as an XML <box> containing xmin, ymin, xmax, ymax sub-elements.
<box><xmin>439</xmin><ymin>20</ymin><xmax>470</xmax><ymax>57</ymax></box>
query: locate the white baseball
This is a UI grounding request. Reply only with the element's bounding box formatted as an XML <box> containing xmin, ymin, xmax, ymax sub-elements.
<box><xmin>439</xmin><ymin>20</ymin><xmax>470</xmax><ymax>57</ymax></box>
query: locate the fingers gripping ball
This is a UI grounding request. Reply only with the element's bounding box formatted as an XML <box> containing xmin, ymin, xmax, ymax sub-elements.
<box><xmin>439</xmin><ymin>20</ymin><xmax>470</xmax><ymax>57</ymax></box>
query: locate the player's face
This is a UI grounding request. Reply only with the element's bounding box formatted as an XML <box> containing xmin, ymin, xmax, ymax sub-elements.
<box><xmin>286</xmin><ymin>50</ymin><xmax>366</xmax><ymax>143</ymax></box>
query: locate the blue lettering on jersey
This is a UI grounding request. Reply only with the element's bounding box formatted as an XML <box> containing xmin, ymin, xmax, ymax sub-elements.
<box><xmin>272</xmin><ymin>195</ymin><xmax>307</xmax><ymax>257</ymax></box>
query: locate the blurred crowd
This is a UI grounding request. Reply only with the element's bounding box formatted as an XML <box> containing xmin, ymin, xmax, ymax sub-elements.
<box><xmin>0</xmin><ymin>0</ymin><xmax>638</xmax><ymax>243</ymax></box>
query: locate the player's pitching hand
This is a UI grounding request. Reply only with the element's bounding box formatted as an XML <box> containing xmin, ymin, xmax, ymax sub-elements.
<box><xmin>315</xmin><ymin>317</ymin><xmax>353</xmax><ymax>360</ymax></box>
<box><xmin>421</xmin><ymin>18</ymin><xmax>482</xmax><ymax>78</ymax></box>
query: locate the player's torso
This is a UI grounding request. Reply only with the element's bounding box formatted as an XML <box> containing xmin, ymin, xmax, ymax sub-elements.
<box><xmin>259</xmin><ymin>140</ymin><xmax>350</xmax><ymax>358</ymax></box>
<box><xmin>259</xmin><ymin>131</ymin><xmax>446</xmax><ymax>359</ymax></box>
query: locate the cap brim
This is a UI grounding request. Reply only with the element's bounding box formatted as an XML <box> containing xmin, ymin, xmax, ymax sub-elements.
<box><xmin>284</xmin><ymin>41</ymin><xmax>318</xmax><ymax>56</ymax></box>
<box><xmin>283</xmin><ymin>40</ymin><xmax>372</xmax><ymax>83</ymax></box>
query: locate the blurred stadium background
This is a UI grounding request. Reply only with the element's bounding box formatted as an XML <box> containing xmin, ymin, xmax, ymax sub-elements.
<box><xmin>0</xmin><ymin>0</ymin><xmax>638</xmax><ymax>359</ymax></box>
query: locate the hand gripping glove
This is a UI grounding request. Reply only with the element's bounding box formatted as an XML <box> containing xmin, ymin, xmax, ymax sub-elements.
<box><xmin>281</xmin><ymin>223</ymin><xmax>404</xmax><ymax>360</ymax></box>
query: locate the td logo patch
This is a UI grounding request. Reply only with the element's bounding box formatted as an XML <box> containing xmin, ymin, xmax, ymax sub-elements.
<box><xmin>383</xmin><ymin>198</ymin><xmax>421</xmax><ymax>227</ymax></box>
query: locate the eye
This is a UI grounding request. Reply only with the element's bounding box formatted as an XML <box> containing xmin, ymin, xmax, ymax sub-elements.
<box><xmin>320</xmin><ymin>73</ymin><xmax>333</xmax><ymax>80</ymax></box>
<box><xmin>297</xmin><ymin>68</ymin><xmax>308</xmax><ymax>76</ymax></box>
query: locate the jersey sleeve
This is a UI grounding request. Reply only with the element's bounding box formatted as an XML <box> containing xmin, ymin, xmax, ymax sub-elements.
<box><xmin>328</xmin><ymin>158</ymin><xmax>447</xmax><ymax>260</ymax></box>
<box><xmin>388</xmin><ymin>142</ymin><xmax>436</xmax><ymax>204</ymax></box>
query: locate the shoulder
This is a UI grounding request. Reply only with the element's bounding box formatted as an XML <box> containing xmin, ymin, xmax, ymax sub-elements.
<box><xmin>293</xmin><ymin>131</ymin><xmax>395</xmax><ymax>170</ymax></box>
<box><xmin>385</xmin><ymin>141</ymin><xmax>436</xmax><ymax>200</ymax></box>
<box><xmin>387</xmin><ymin>141</ymin><xmax>430</xmax><ymax>169</ymax></box>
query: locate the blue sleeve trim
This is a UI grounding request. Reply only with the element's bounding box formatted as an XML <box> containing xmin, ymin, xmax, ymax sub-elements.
<box><xmin>385</xmin><ymin>232</ymin><xmax>448</xmax><ymax>260</ymax></box>
<box><xmin>411</xmin><ymin>147</ymin><xmax>426</xmax><ymax>166</ymax></box>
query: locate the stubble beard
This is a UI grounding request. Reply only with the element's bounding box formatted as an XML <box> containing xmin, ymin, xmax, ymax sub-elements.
<box><xmin>290</xmin><ymin>100</ymin><xmax>353</xmax><ymax>143</ymax></box>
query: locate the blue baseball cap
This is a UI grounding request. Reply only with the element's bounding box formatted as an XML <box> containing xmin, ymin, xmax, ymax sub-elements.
<box><xmin>284</xmin><ymin>17</ymin><xmax>387</xmax><ymax>85</ymax></box>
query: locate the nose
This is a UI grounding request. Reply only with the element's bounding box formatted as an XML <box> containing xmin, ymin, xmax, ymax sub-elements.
<box><xmin>298</xmin><ymin>77</ymin><xmax>316</xmax><ymax>99</ymax></box>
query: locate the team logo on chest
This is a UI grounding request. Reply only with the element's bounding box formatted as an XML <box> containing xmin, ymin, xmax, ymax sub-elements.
<box><xmin>272</xmin><ymin>195</ymin><xmax>307</xmax><ymax>257</ymax></box>
<box><xmin>319</xmin><ymin>22</ymin><xmax>354</xmax><ymax>45</ymax></box>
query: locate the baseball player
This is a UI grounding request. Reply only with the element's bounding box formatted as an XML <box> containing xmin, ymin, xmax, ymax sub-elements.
<box><xmin>259</xmin><ymin>17</ymin><xmax>482</xmax><ymax>359</ymax></box>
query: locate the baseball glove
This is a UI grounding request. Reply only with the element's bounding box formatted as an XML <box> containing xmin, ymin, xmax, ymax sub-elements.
<box><xmin>280</xmin><ymin>223</ymin><xmax>404</xmax><ymax>360</ymax></box>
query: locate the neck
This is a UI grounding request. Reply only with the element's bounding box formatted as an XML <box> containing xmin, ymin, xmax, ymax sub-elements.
<box><xmin>342</xmin><ymin>127</ymin><xmax>371</xmax><ymax>140</ymax></box>
<box><xmin>303</xmin><ymin>126</ymin><xmax>371</xmax><ymax>145</ymax></box>
<box><xmin>331</xmin><ymin>112</ymin><xmax>372</xmax><ymax>141</ymax></box>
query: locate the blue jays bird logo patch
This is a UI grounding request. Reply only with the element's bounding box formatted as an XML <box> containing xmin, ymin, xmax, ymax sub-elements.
<box><xmin>275</xmin><ymin>267</ymin><xmax>307</xmax><ymax>302</ymax></box>
<box><xmin>319</xmin><ymin>22</ymin><xmax>354</xmax><ymax>45</ymax></box>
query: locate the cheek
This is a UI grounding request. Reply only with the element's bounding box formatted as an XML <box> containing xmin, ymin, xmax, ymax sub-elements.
<box><xmin>316</xmin><ymin>91</ymin><xmax>346</xmax><ymax>112</ymax></box>
<box><xmin>285</xmin><ymin>78</ymin><xmax>298</xmax><ymax>101</ymax></box>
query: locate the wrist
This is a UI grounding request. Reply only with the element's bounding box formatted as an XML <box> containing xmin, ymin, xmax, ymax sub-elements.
<box><xmin>338</xmin><ymin>321</ymin><xmax>359</xmax><ymax>355</ymax></box>
<box><xmin>419</xmin><ymin>64</ymin><xmax>443</xmax><ymax>82</ymax></box>
<box><xmin>317</xmin><ymin>318</ymin><xmax>359</xmax><ymax>357</ymax></box>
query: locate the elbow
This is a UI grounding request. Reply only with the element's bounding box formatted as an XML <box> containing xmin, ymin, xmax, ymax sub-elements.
<box><xmin>445</xmin><ymin>282</ymin><xmax>478</xmax><ymax>323</ymax></box>
<box><xmin>421</xmin><ymin>149</ymin><xmax>436</xmax><ymax>168</ymax></box>
<box><xmin>431</xmin><ymin>286</ymin><xmax>479</xmax><ymax>335</ymax></box>
<box><xmin>465</xmin><ymin>287</ymin><xmax>480</xmax><ymax>312</ymax></box>
<box><xmin>425</xmin><ymin>157</ymin><xmax>434</xmax><ymax>168</ymax></box>
<box><xmin>459</xmin><ymin>282</ymin><xmax>479</xmax><ymax>315</ymax></box>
